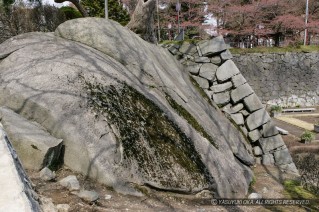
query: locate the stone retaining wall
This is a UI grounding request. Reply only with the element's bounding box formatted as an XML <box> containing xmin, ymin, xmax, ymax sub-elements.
<box><xmin>232</xmin><ymin>52</ymin><xmax>319</xmax><ymax>107</ymax></box>
<box><xmin>163</xmin><ymin>37</ymin><xmax>298</xmax><ymax>174</ymax></box>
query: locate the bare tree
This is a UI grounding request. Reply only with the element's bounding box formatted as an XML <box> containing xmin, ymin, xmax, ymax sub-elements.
<box><xmin>294</xmin><ymin>153</ymin><xmax>319</xmax><ymax>195</ymax></box>
<box><xmin>53</xmin><ymin>0</ymin><xmax>156</xmax><ymax>43</ymax></box>
<box><xmin>126</xmin><ymin>0</ymin><xmax>156</xmax><ymax>43</ymax></box>
<box><xmin>54</xmin><ymin>0</ymin><xmax>88</xmax><ymax>17</ymax></box>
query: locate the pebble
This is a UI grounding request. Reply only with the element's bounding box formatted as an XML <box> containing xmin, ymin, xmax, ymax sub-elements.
<box><xmin>76</xmin><ymin>190</ymin><xmax>99</xmax><ymax>202</ymax></box>
<box><xmin>59</xmin><ymin>175</ymin><xmax>80</xmax><ymax>191</ymax></box>
<box><xmin>39</xmin><ymin>167</ymin><xmax>56</xmax><ymax>181</ymax></box>
<box><xmin>105</xmin><ymin>194</ymin><xmax>112</xmax><ymax>200</ymax></box>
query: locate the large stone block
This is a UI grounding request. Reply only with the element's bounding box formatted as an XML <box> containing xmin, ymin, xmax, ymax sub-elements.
<box><xmin>210</xmin><ymin>81</ymin><xmax>232</xmax><ymax>93</ymax></box>
<box><xmin>0</xmin><ymin>107</ymin><xmax>63</xmax><ymax>170</ymax></box>
<box><xmin>216</xmin><ymin>60</ymin><xmax>240</xmax><ymax>82</ymax></box>
<box><xmin>277</xmin><ymin>163</ymin><xmax>299</xmax><ymax>175</ymax></box>
<box><xmin>199</xmin><ymin>63</ymin><xmax>218</xmax><ymax>81</ymax></box>
<box><xmin>248</xmin><ymin>129</ymin><xmax>262</xmax><ymax>142</ymax></box>
<box><xmin>211</xmin><ymin>56</ymin><xmax>222</xmax><ymax>65</ymax></box>
<box><xmin>262</xmin><ymin>121</ymin><xmax>279</xmax><ymax>137</ymax></box>
<box><xmin>191</xmin><ymin>76</ymin><xmax>209</xmax><ymax>89</ymax></box>
<box><xmin>212</xmin><ymin>91</ymin><xmax>230</xmax><ymax>105</ymax></box>
<box><xmin>230</xmin><ymin>113</ymin><xmax>244</xmax><ymax>125</ymax></box>
<box><xmin>240</xmin><ymin>126</ymin><xmax>248</xmax><ymax>137</ymax></box>
<box><xmin>262</xmin><ymin>153</ymin><xmax>275</xmax><ymax>165</ymax></box>
<box><xmin>185</xmin><ymin>62</ymin><xmax>202</xmax><ymax>75</ymax></box>
<box><xmin>179</xmin><ymin>43</ymin><xmax>197</xmax><ymax>55</ymax></box>
<box><xmin>198</xmin><ymin>36</ymin><xmax>228</xmax><ymax>56</ymax></box>
<box><xmin>243</xmin><ymin>94</ymin><xmax>264</xmax><ymax>112</ymax></box>
<box><xmin>195</xmin><ymin>57</ymin><xmax>210</xmax><ymax>63</ymax></box>
<box><xmin>240</xmin><ymin>109</ymin><xmax>250</xmax><ymax>117</ymax></box>
<box><xmin>168</xmin><ymin>45</ymin><xmax>180</xmax><ymax>55</ymax></box>
<box><xmin>231</xmin><ymin>83</ymin><xmax>254</xmax><ymax>104</ymax></box>
<box><xmin>259</xmin><ymin>135</ymin><xmax>285</xmax><ymax>153</ymax></box>
<box><xmin>222</xmin><ymin>103</ymin><xmax>244</xmax><ymax>114</ymax></box>
<box><xmin>253</xmin><ymin>146</ymin><xmax>262</xmax><ymax>156</ymax></box>
<box><xmin>245</xmin><ymin>109</ymin><xmax>271</xmax><ymax>131</ymax></box>
<box><xmin>273</xmin><ymin>148</ymin><xmax>293</xmax><ymax>165</ymax></box>
<box><xmin>220</xmin><ymin>49</ymin><xmax>233</xmax><ymax>60</ymax></box>
<box><xmin>231</xmin><ymin>74</ymin><xmax>246</xmax><ymax>88</ymax></box>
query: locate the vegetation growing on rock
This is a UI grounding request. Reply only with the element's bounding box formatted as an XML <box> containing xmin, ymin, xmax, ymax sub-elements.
<box><xmin>164</xmin><ymin>93</ymin><xmax>218</xmax><ymax>149</ymax></box>
<box><xmin>82</xmin><ymin>77</ymin><xmax>215</xmax><ymax>192</ymax></box>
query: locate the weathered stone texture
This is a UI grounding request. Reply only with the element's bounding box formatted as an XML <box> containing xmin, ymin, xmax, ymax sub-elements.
<box><xmin>191</xmin><ymin>76</ymin><xmax>210</xmax><ymax>89</ymax></box>
<box><xmin>230</xmin><ymin>113</ymin><xmax>244</xmax><ymax>125</ymax></box>
<box><xmin>259</xmin><ymin>135</ymin><xmax>285</xmax><ymax>153</ymax></box>
<box><xmin>210</xmin><ymin>82</ymin><xmax>232</xmax><ymax>93</ymax></box>
<box><xmin>245</xmin><ymin>109</ymin><xmax>270</xmax><ymax>131</ymax></box>
<box><xmin>199</xmin><ymin>63</ymin><xmax>218</xmax><ymax>81</ymax></box>
<box><xmin>198</xmin><ymin>35</ymin><xmax>228</xmax><ymax>56</ymax></box>
<box><xmin>231</xmin><ymin>74</ymin><xmax>246</xmax><ymax>88</ymax></box>
<box><xmin>248</xmin><ymin>129</ymin><xmax>262</xmax><ymax>142</ymax></box>
<box><xmin>262</xmin><ymin>121</ymin><xmax>279</xmax><ymax>137</ymax></box>
<box><xmin>273</xmin><ymin>148</ymin><xmax>293</xmax><ymax>165</ymax></box>
<box><xmin>213</xmin><ymin>92</ymin><xmax>230</xmax><ymax>105</ymax></box>
<box><xmin>0</xmin><ymin>107</ymin><xmax>63</xmax><ymax>171</ymax></box>
<box><xmin>231</xmin><ymin>83</ymin><xmax>254</xmax><ymax>104</ymax></box>
<box><xmin>243</xmin><ymin>94</ymin><xmax>264</xmax><ymax>112</ymax></box>
<box><xmin>163</xmin><ymin>36</ymin><xmax>299</xmax><ymax>191</ymax></box>
<box><xmin>233</xmin><ymin>52</ymin><xmax>319</xmax><ymax>106</ymax></box>
<box><xmin>216</xmin><ymin>60</ymin><xmax>240</xmax><ymax>82</ymax></box>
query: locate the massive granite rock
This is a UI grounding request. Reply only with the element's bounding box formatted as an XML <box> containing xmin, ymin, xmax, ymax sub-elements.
<box><xmin>0</xmin><ymin>18</ymin><xmax>255</xmax><ymax>198</ymax></box>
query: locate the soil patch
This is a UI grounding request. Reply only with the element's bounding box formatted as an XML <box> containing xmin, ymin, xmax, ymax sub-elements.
<box><xmin>26</xmin><ymin>164</ymin><xmax>315</xmax><ymax>212</ymax></box>
<box><xmin>294</xmin><ymin>116</ymin><xmax>319</xmax><ymax>125</ymax></box>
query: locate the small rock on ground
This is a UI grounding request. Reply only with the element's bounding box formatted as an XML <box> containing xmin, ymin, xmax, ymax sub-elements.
<box><xmin>56</xmin><ymin>204</ymin><xmax>70</xmax><ymax>212</ymax></box>
<box><xmin>59</xmin><ymin>175</ymin><xmax>80</xmax><ymax>191</ymax></box>
<box><xmin>248</xmin><ymin>192</ymin><xmax>262</xmax><ymax>199</ymax></box>
<box><xmin>40</xmin><ymin>167</ymin><xmax>56</xmax><ymax>181</ymax></box>
<box><xmin>75</xmin><ymin>190</ymin><xmax>99</xmax><ymax>202</ymax></box>
<box><xmin>105</xmin><ymin>194</ymin><xmax>112</xmax><ymax>200</ymax></box>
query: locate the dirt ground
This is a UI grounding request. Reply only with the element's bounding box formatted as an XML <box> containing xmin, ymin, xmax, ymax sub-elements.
<box><xmin>273</xmin><ymin>105</ymin><xmax>319</xmax><ymax>140</ymax></box>
<box><xmin>26</xmin><ymin>107</ymin><xmax>319</xmax><ymax>212</ymax></box>
<box><xmin>27</xmin><ymin>164</ymin><xmax>315</xmax><ymax>212</ymax></box>
<box><xmin>295</xmin><ymin>116</ymin><xmax>319</xmax><ymax>125</ymax></box>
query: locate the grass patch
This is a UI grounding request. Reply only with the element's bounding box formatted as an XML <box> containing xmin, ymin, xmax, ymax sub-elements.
<box><xmin>283</xmin><ymin>180</ymin><xmax>318</xmax><ymax>210</ymax></box>
<box><xmin>230</xmin><ymin>45</ymin><xmax>319</xmax><ymax>54</ymax></box>
<box><xmin>160</xmin><ymin>39</ymin><xmax>200</xmax><ymax>46</ymax></box>
<box><xmin>248</xmin><ymin>176</ymin><xmax>256</xmax><ymax>193</ymax></box>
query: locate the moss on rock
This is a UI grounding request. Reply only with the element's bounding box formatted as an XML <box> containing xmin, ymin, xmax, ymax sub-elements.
<box><xmin>82</xmin><ymin>79</ymin><xmax>215</xmax><ymax>192</ymax></box>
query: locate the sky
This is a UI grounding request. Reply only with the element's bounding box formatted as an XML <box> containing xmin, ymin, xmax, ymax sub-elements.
<box><xmin>43</xmin><ymin>0</ymin><xmax>68</xmax><ymax>7</ymax></box>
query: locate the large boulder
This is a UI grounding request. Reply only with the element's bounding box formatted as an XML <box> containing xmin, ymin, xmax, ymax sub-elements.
<box><xmin>0</xmin><ymin>107</ymin><xmax>63</xmax><ymax>170</ymax></box>
<box><xmin>0</xmin><ymin>18</ymin><xmax>254</xmax><ymax>198</ymax></box>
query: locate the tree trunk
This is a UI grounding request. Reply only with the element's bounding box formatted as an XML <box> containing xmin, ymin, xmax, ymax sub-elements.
<box><xmin>54</xmin><ymin>0</ymin><xmax>88</xmax><ymax>17</ymax></box>
<box><xmin>126</xmin><ymin>0</ymin><xmax>156</xmax><ymax>43</ymax></box>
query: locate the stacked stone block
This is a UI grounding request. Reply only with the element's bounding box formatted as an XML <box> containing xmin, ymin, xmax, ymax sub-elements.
<box><xmin>163</xmin><ymin>36</ymin><xmax>298</xmax><ymax>174</ymax></box>
<box><xmin>232</xmin><ymin>52</ymin><xmax>319</xmax><ymax>107</ymax></box>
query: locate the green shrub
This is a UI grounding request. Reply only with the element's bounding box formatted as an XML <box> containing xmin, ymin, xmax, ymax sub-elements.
<box><xmin>59</xmin><ymin>6</ymin><xmax>82</xmax><ymax>20</ymax></box>
<box><xmin>300</xmin><ymin>130</ymin><xmax>315</xmax><ymax>143</ymax></box>
<box><xmin>270</xmin><ymin>105</ymin><xmax>282</xmax><ymax>112</ymax></box>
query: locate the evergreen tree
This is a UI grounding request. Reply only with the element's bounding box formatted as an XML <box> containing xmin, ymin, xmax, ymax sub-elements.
<box><xmin>59</xmin><ymin>6</ymin><xmax>82</xmax><ymax>20</ymax></box>
<box><xmin>81</xmin><ymin>0</ymin><xmax>130</xmax><ymax>25</ymax></box>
